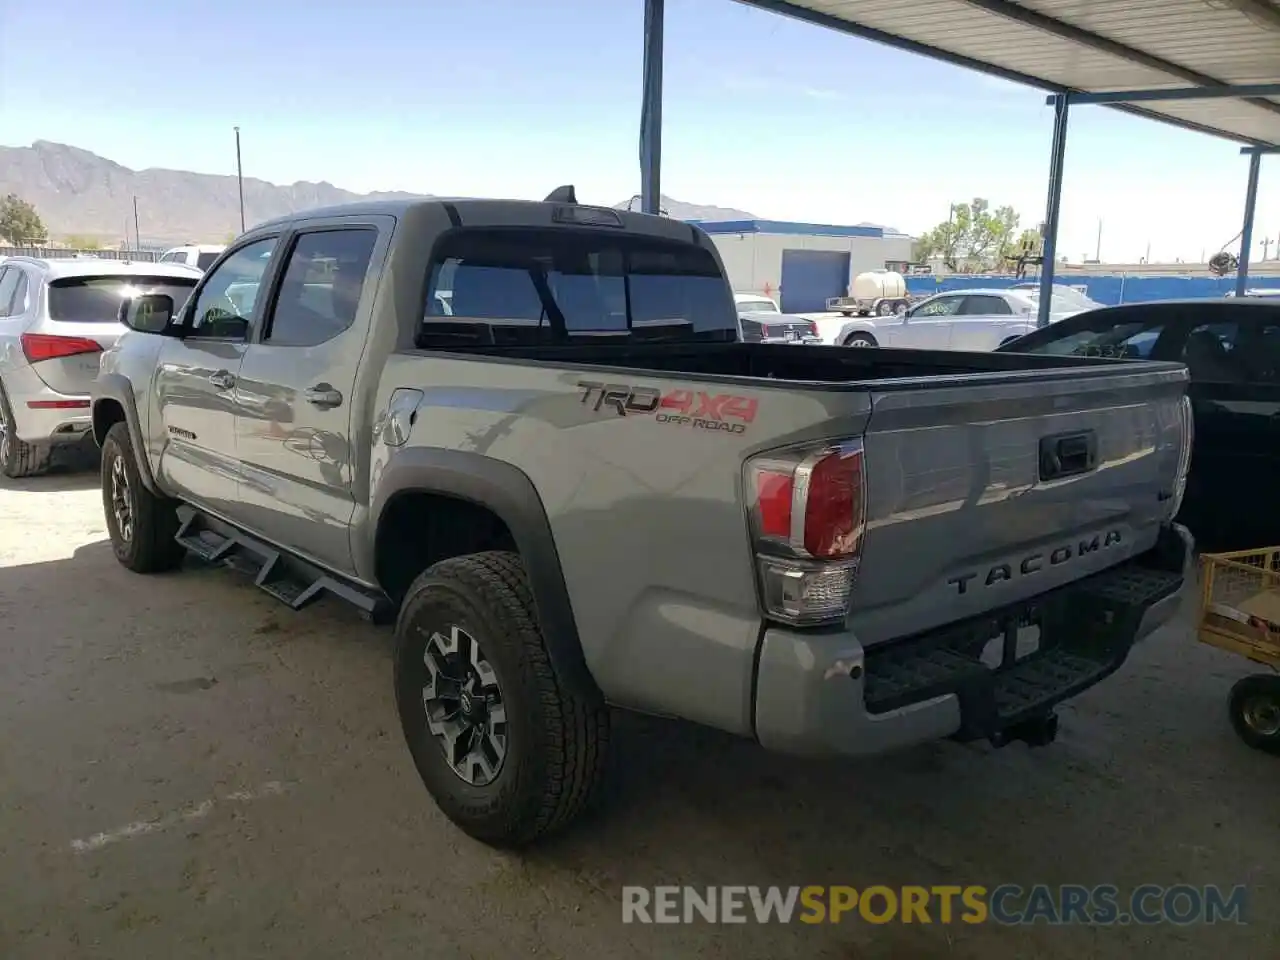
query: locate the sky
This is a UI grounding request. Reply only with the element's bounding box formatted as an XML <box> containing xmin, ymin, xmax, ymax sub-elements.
<box><xmin>1</xmin><ymin>0</ymin><xmax>1276</xmax><ymax>263</ymax></box>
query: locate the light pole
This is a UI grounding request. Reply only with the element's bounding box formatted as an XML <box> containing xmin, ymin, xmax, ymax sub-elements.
<box><xmin>133</xmin><ymin>196</ymin><xmax>142</xmax><ymax>251</ymax></box>
<box><xmin>234</xmin><ymin>126</ymin><xmax>246</xmax><ymax>233</ymax></box>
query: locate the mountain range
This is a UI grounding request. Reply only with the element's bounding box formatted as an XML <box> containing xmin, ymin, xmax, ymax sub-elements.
<box><xmin>0</xmin><ymin>141</ymin><xmax>758</xmax><ymax>246</ymax></box>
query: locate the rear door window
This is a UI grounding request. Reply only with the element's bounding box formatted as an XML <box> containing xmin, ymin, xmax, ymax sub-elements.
<box><xmin>1004</xmin><ymin>316</ymin><xmax>1168</xmax><ymax>359</ymax></box>
<box><xmin>958</xmin><ymin>295</ymin><xmax>1013</xmax><ymax>316</ymax></box>
<box><xmin>0</xmin><ymin>267</ymin><xmax>17</xmax><ymax>318</ymax></box>
<box><xmin>420</xmin><ymin>228</ymin><xmax>736</xmax><ymax>346</ymax></box>
<box><xmin>48</xmin><ymin>275</ymin><xmax>200</xmax><ymax>323</ymax></box>
<box><xmin>262</xmin><ymin>229</ymin><xmax>377</xmax><ymax>347</ymax></box>
<box><xmin>196</xmin><ymin>252</ymin><xmax>221</xmax><ymax>270</ymax></box>
<box><xmin>1181</xmin><ymin>320</ymin><xmax>1280</xmax><ymax>383</ymax></box>
<box><xmin>7</xmin><ymin>272</ymin><xmax>28</xmax><ymax>315</ymax></box>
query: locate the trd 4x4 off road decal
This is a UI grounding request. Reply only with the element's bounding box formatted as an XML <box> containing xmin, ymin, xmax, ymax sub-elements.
<box><xmin>576</xmin><ymin>381</ymin><xmax>758</xmax><ymax>435</ymax></box>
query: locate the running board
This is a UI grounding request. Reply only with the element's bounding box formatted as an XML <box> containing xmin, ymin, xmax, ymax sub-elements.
<box><xmin>174</xmin><ymin>505</ymin><xmax>394</xmax><ymax>623</ymax></box>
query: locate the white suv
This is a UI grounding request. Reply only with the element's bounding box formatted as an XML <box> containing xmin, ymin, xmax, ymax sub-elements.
<box><xmin>0</xmin><ymin>257</ymin><xmax>201</xmax><ymax>477</ymax></box>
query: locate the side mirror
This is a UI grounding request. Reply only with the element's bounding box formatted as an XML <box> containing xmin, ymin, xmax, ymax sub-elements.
<box><xmin>120</xmin><ymin>294</ymin><xmax>178</xmax><ymax>334</ymax></box>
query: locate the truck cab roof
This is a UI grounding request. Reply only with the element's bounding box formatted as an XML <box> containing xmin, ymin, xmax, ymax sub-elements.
<box><xmin>250</xmin><ymin>197</ymin><xmax>704</xmax><ymax>246</ymax></box>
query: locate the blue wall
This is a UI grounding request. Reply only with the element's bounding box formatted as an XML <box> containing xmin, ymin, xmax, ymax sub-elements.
<box><xmin>903</xmin><ymin>274</ymin><xmax>1244</xmax><ymax>306</ymax></box>
<box><xmin>780</xmin><ymin>249</ymin><xmax>852</xmax><ymax>312</ymax></box>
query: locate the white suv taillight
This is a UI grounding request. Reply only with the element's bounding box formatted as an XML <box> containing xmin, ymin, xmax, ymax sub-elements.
<box><xmin>1167</xmin><ymin>394</ymin><xmax>1194</xmax><ymax>519</ymax></box>
<box><xmin>744</xmin><ymin>438</ymin><xmax>867</xmax><ymax>626</ymax></box>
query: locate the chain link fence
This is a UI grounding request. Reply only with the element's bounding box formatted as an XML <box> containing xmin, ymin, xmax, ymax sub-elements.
<box><xmin>0</xmin><ymin>246</ymin><xmax>161</xmax><ymax>263</ymax></box>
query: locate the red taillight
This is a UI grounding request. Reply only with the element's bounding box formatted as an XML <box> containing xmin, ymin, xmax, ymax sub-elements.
<box><xmin>806</xmin><ymin>321</ymin><xmax>819</xmax><ymax>338</ymax></box>
<box><xmin>755</xmin><ymin>470</ymin><xmax>794</xmax><ymax>539</ymax></box>
<box><xmin>803</xmin><ymin>447</ymin><xmax>864</xmax><ymax>558</ymax></box>
<box><xmin>746</xmin><ymin>439</ymin><xmax>867</xmax><ymax>625</ymax></box>
<box><xmin>21</xmin><ymin>333</ymin><xmax>103</xmax><ymax>363</ymax></box>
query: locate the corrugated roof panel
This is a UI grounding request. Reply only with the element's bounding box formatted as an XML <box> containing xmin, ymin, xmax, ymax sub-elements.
<box><xmin>1024</xmin><ymin>0</ymin><xmax>1280</xmax><ymax>84</ymax></box>
<box><xmin>738</xmin><ymin>0</ymin><xmax>1280</xmax><ymax>144</ymax></box>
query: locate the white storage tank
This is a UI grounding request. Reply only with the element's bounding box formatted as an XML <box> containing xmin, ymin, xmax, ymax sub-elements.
<box><xmin>852</xmin><ymin>270</ymin><xmax>907</xmax><ymax>302</ymax></box>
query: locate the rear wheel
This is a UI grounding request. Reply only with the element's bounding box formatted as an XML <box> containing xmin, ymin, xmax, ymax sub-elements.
<box><xmin>0</xmin><ymin>379</ymin><xmax>52</xmax><ymax>479</ymax></box>
<box><xmin>843</xmin><ymin>333</ymin><xmax>878</xmax><ymax>348</ymax></box>
<box><xmin>1228</xmin><ymin>674</ymin><xmax>1280</xmax><ymax>754</ymax></box>
<box><xmin>101</xmin><ymin>422</ymin><xmax>185</xmax><ymax>573</ymax></box>
<box><xmin>875</xmin><ymin>300</ymin><xmax>894</xmax><ymax>317</ymax></box>
<box><xmin>394</xmin><ymin>551</ymin><xmax>610</xmax><ymax>847</ymax></box>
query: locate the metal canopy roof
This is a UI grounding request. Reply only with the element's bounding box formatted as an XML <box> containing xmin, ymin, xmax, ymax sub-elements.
<box><xmin>736</xmin><ymin>0</ymin><xmax>1280</xmax><ymax>147</ymax></box>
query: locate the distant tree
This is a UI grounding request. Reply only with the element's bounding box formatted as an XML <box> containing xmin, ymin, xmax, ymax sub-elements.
<box><xmin>914</xmin><ymin>198</ymin><xmax>1025</xmax><ymax>272</ymax></box>
<box><xmin>0</xmin><ymin>194</ymin><xmax>47</xmax><ymax>244</ymax></box>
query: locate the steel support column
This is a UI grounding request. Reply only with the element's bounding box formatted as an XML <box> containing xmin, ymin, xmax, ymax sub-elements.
<box><xmin>1236</xmin><ymin>151</ymin><xmax>1263</xmax><ymax>296</ymax></box>
<box><xmin>640</xmin><ymin>0</ymin><xmax>665</xmax><ymax>216</ymax></box>
<box><xmin>1037</xmin><ymin>93</ymin><xmax>1070</xmax><ymax>328</ymax></box>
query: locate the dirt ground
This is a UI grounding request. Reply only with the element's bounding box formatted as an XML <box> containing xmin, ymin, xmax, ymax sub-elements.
<box><xmin>0</xmin><ymin>470</ymin><xmax>1276</xmax><ymax>960</ymax></box>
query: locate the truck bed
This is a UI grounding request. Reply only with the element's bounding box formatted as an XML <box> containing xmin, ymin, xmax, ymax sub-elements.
<box><xmin>389</xmin><ymin>340</ymin><xmax>1188</xmax><ymax>679</ymax></box>
<box><xmin>413</xmin><ymin>340</ymin><xmax>1164</xmax><ymax>387</ymax></box>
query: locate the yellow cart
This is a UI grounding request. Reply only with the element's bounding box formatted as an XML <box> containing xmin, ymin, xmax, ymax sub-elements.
<box><xmin>1198</xmin><ymin>548</ymin><xmax>1280</xmax><ymax>754</ymax></box>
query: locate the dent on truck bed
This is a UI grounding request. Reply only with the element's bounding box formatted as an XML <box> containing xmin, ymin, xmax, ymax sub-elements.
<box><xmin>368</xmin><ymin>446</ymin><xmax>602</xmax><ymax>702</ymax></box>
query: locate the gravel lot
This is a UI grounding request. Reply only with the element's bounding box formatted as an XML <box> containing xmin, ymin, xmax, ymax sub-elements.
<box><xmin>1</xmin><ymin>470</ymin><xmax>1277</xmax><ymax>959</ymax></box>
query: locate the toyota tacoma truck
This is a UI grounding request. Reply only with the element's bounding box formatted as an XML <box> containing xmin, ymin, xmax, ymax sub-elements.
<box><xmin>90</xmin><ymin>191</ymin><xmax>1196</xmax><ymax>847</ymax></box>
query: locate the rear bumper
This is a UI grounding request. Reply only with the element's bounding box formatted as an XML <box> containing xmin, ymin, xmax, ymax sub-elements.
<box><xmin>5</xmin><ymin>364</ymin><xmax>92</xmax><ymax>445</ymax></box>
<box><xmin>753</xmin><ymin>523</ymin><xmax>1194</xmax><ymax>757</ymax></box>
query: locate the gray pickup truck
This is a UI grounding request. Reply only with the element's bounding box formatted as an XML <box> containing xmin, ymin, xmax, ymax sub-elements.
<box><xmin>91</xmin><ymin>193</ymin><xmax>1195</xmax><ymax>847</ymax></box>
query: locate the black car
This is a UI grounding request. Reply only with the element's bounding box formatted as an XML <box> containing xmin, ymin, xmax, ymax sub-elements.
<box><xmin>998</xmin><ymin>299</ymin><xmax>1280</xmax><ymax>553</ymax></box>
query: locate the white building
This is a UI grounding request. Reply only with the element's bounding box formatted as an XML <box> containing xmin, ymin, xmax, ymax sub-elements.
<box><xmin>692</xmin><ymin>219</ymin><xmax>916</xmax><ymax>313</ymax></box>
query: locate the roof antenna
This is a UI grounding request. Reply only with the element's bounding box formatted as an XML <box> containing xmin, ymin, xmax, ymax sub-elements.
<box><xmin>544</xmin><ymin>185</ymin><xmax>577</xmax><ymax>203</ymax></box>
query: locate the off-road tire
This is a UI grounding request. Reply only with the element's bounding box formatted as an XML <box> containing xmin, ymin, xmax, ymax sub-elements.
<box><xmin>843</xmin><ymin>333</ymin><xmax>878</xmax><ymax>348</ymax></box>
<box><xmin>0</xmin><ymin>379</ymin><xmax>52</xmax><ymax>479</ymax></box>
<box><xmin>394</xmin><ymin>550</ymin><xmax>610</xmax><ymax>847</ymax></box>
<box><xmin>1228</xmin><ymin>674</ymin><xmax>1280</xmax><ymax>755</ymax></box>
<box><xmin>101</xmin><ymin>422</ymin><xmax>185</xmax><ymax>573</ymax></box>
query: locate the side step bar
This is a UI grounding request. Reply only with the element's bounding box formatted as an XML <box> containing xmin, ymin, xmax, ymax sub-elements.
<box><xmin>174</xmin><ymin>505</ymin><xmax>394</xmax><ymax>624</ymax></box>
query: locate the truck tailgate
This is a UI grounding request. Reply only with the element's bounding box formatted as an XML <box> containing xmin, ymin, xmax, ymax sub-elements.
<box><xmin>849</xmin><ymin>362</ymin><xmax>1190</xmax><ymax>645</ymax></box>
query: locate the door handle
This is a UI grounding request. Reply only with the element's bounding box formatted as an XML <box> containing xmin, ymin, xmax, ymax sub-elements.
<box><xmin>305</xmin><ymin>383</ymin><xmax>344</xmax><ymax>409</ymax></box>
<box><xmin>209</xmin><ymin>370</ymin><xmax>236</xmax><ymax>390</ymax></box>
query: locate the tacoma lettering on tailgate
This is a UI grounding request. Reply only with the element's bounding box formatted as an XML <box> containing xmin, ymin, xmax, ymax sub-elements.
<box><xmin>577</xmin><ymin>381</ymin><xmax>758</xmax><ymax>435</ymax></box>
<box><xmin>948</xmin><ymin>530</ymin><xmax>1123</xmax><ymax>595</ymax></box>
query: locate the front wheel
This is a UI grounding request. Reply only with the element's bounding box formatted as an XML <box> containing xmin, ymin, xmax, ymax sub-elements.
<box><xmin>394</xmin><ymin>551</ymin><xmax>610</xmax><ymax>847</ymax></box>
<box><xmin>101</xmin><ymin>422</ymin><xmax>186</xmax><ymax>573</ymax></box>
<box><xmin>843</xmin><ymin>333</ymin><xmax>878</xmax><ymax>348</ymax></box>
<box><xmin>1228</xmin><ymin>674</ymin><xmax>1280</xmax><ymax>754</ymax></box>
